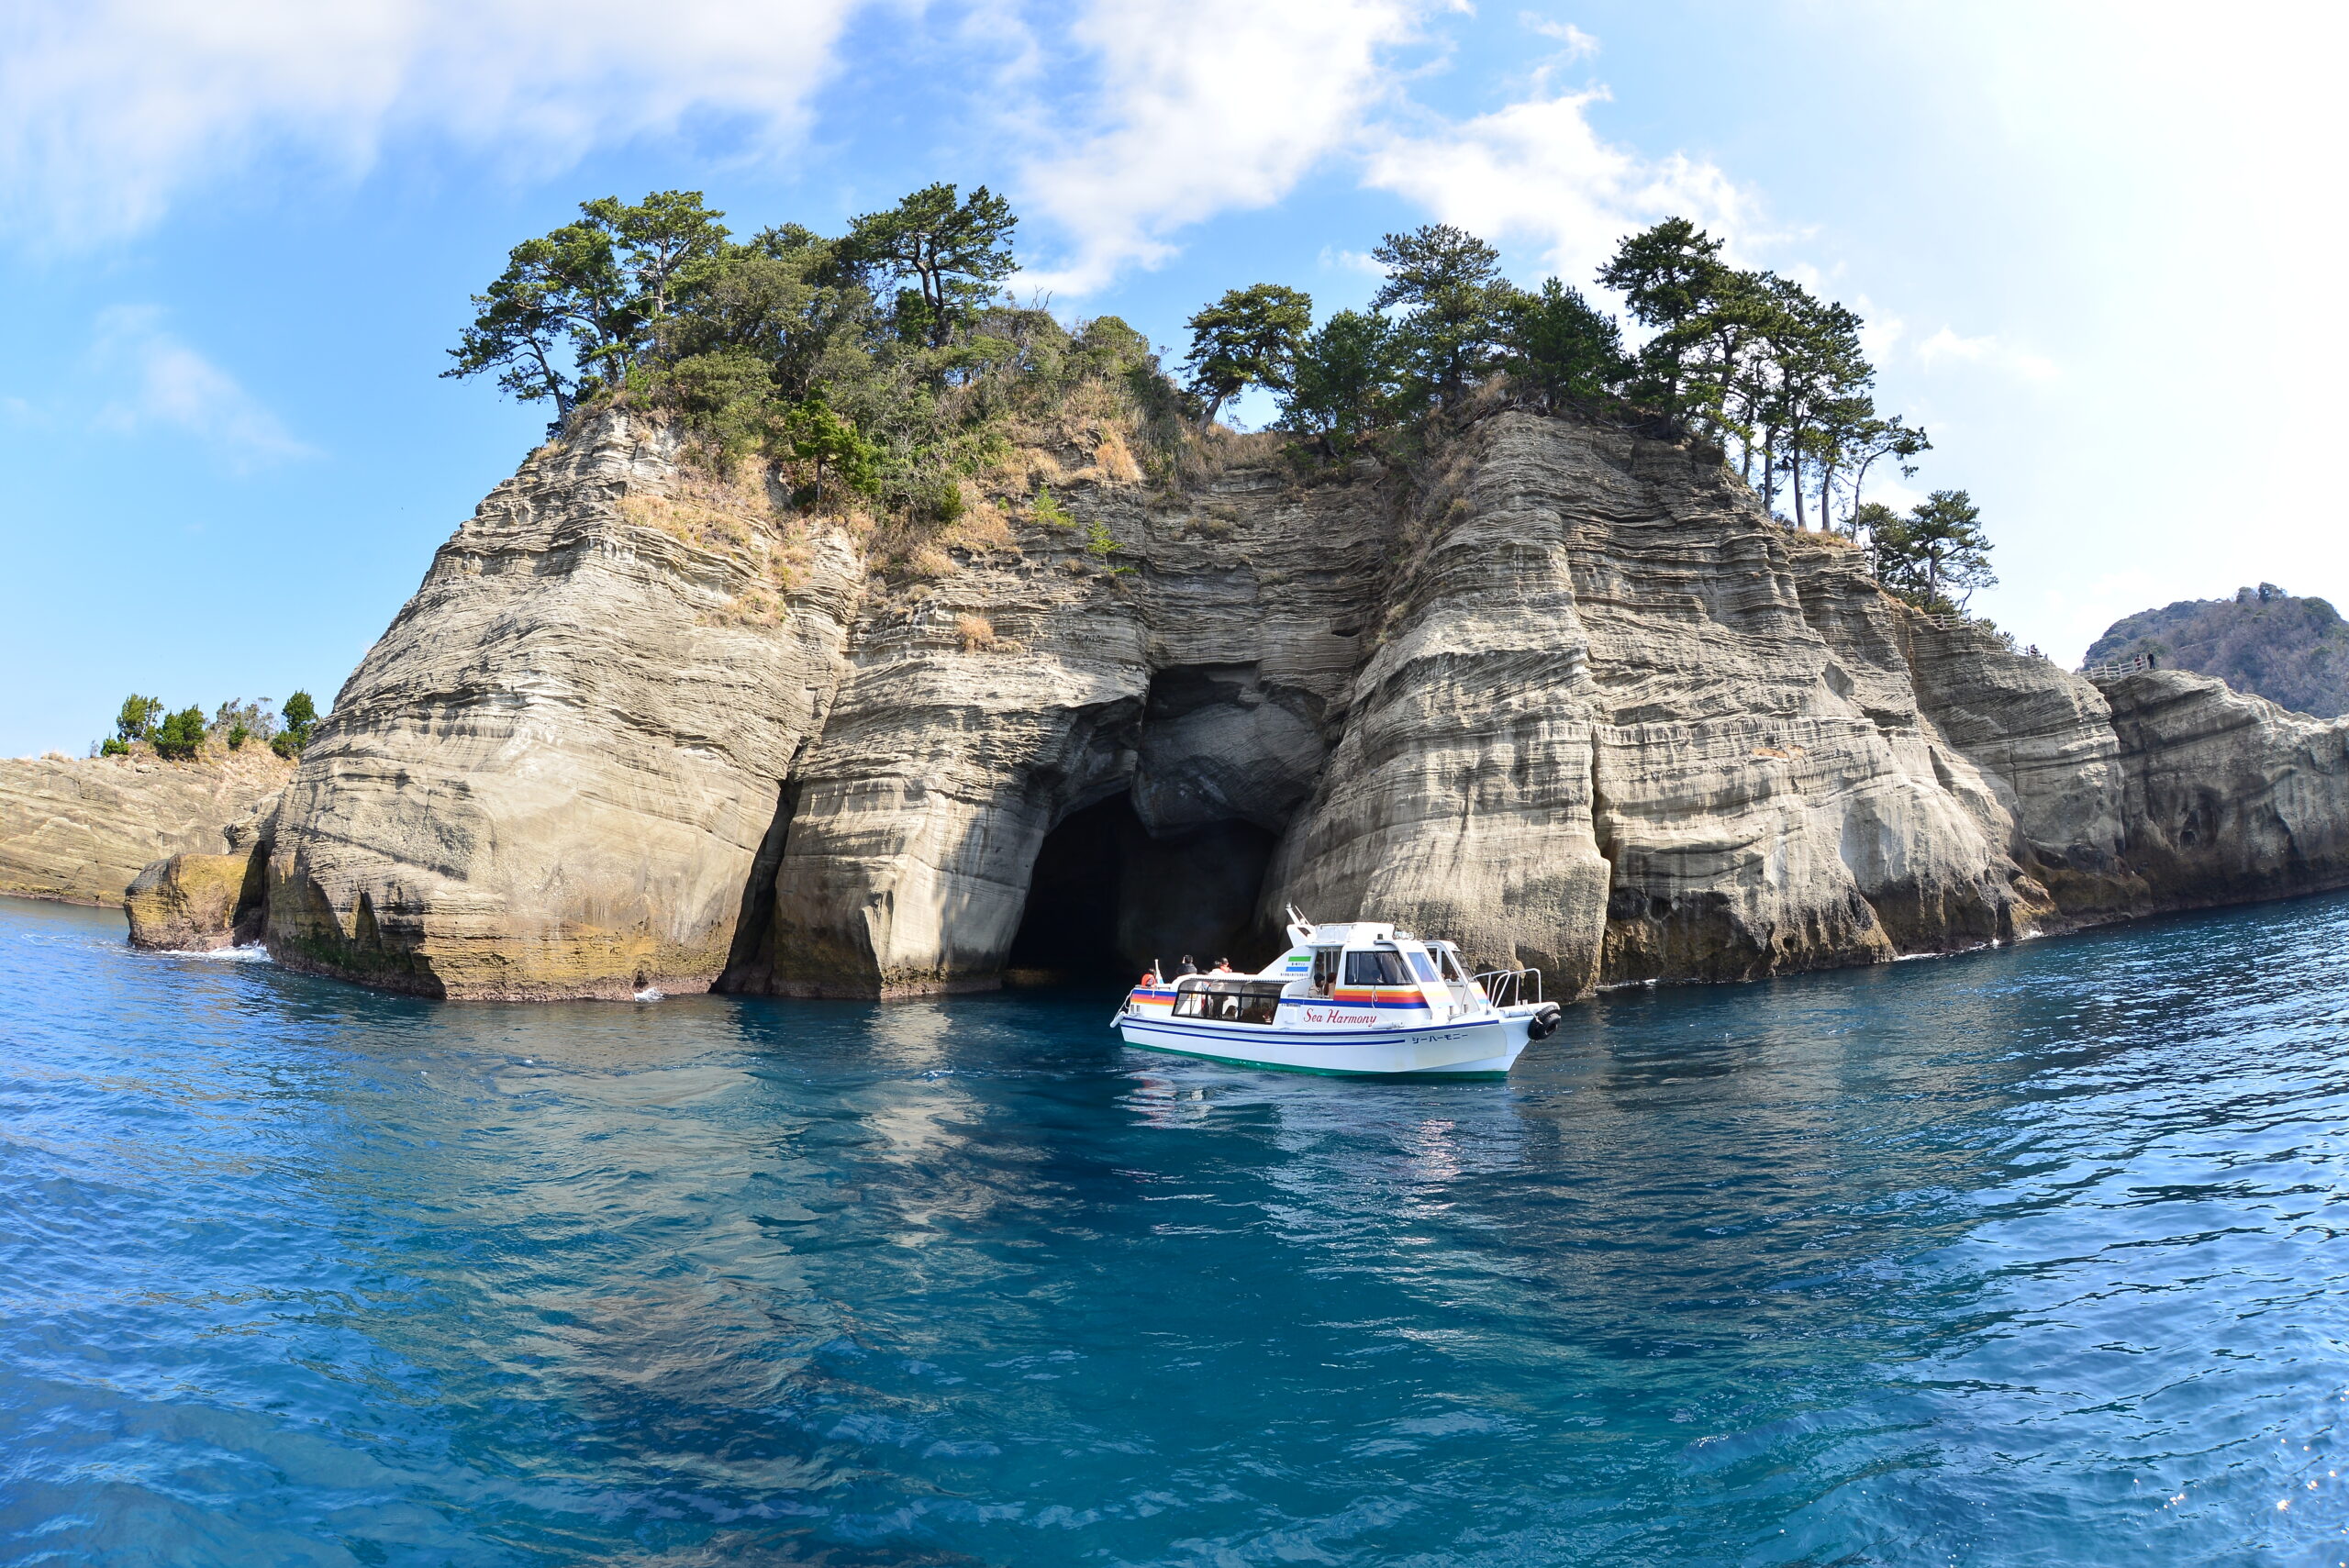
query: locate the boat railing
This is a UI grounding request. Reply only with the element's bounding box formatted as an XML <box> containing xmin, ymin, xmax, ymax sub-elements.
<box><xmin>1475</xmin><ymin>967</ymin><xmax>1542</xmax><ymax>1008</ymax></box>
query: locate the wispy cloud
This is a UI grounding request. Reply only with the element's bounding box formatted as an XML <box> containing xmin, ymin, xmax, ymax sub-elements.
<box><xmin>1520</xmin><ymin>14</ymin><xmax>1598</xmax><ymax>59</ymax></box>
<box><xmin>92</xmin><ymin>306</ymin><xmax>314</xmax><ymax>470</ymax></box>
<box><xmin>0</xmin><ymin>0</ymin><xmax>865</xmax><ymax>245</ymax></box>
<box><xmin>1914</xmin><ymin>326</ymin><xmax>2058</xmax><ymax>383</ymax></box>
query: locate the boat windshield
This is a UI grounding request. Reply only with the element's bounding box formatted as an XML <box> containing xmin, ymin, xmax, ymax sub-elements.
<box><xmin>1407</xmin><ymin>949</ymin><xmax>1441</xmax><ymax>984</ymax></box>
<box><xmin>1436</xmin><ymin>947</ymin><xmax>1468</xmax><ymax>982</ymax></box>
<box><xmin>1342</xmin><ymin>950</ymin><xmax>1413</xmax><ymax>985</ymax></box>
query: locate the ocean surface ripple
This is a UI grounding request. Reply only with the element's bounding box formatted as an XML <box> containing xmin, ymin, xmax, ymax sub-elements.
<box><xmin>5</xmin><ymin>895</ymin><xmax>2349</xmax><ymax>1566</ymax></box>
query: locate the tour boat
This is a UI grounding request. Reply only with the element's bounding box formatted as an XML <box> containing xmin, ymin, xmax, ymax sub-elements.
<box><xmin>1111</xmin><ymin>908</ymin><xmax>1564</xmax><ymax>1077</ymax></box>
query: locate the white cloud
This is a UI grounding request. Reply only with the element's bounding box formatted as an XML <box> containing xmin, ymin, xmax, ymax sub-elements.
<box><xmin>1520</xmin><ymin>15</ymin><xmax>1598</xmax><ymax>59</ymax></box>
<box><xmin>1014</xmin><ymin>0</ymin><xmax>1438</xmax><ymax>294</ymax></box>
<box><xmin>92</xmin><ymin>306</ymin><xmax>314</xmax><ymax>469</ymax></box>
<box><xmin>1362</xmin><ymin>88</ymin><xmax>1755</xmax><ymax>284</ymax></box>
<box><xmin>1914</xmin><ymin>327</ymin><xmax>2057</xmax><ymax>383</ymax></box>
<box><xmin>0</xmin><ymin>0</ymin><xmax>864</xmax><ymax>244</ymax></box>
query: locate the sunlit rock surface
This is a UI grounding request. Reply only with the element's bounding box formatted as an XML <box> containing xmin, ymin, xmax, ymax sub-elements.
<box><xmin>264</xmin><ymin>416</ymin><xmax>863</xmax><ymax>998</ymax></box>
<box><xmin>253</xmin><ymin>406</ymin><xmax>2349</xmax><ymax>999</ymax></box>
<box><xmin>0</xmin><ymin>751</ymin><xmax>287</xmax><ymax>907</ymax></box>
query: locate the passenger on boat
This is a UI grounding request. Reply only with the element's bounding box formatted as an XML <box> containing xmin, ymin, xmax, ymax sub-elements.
<box><xmin>1177</xmin><ymin>955</ymin><xmax>1199</xmax><ymax>975</ymax></box>
<box><xmin>1210</xmin><ymin>958</ymin><xmax>1235</xmax><ymax>973</ymax></box>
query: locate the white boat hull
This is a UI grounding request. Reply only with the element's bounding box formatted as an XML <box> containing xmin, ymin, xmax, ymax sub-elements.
<box><xmin>1114</xmin><ymin>1009</ymin><xmax>1537</xmax><ymax>1077</ymax></box>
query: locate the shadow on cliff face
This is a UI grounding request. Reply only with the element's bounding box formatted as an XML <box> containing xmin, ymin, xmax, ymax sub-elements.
<box><xmin>1005</xmin><ymin>795</ymin><xmax>1280</xmax><ymax>984</ymax></box>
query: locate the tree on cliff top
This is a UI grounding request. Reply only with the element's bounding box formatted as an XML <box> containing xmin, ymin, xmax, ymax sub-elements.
<box><xmin>1279</xmin><ymin>309</ymin><xmax>1400</xmax><ymax>443</ymax></box>
<box><xmin>150</xmin><ymin>706</ymin><xmax>206</xmax><ymax>762</ymax></box>
<box><xmin>1598</xmin><ymin>217</ymin><xmax>1731</xmax><ymax>425</ymax></box>
<box><xmin>445</xmin><ymin>192</ymin><xmax>729</xmax><ymax>419</ymax></box>
<box><xmin>1503</xmin><ymin>279</ymin><xmax>1630</xmax><ymax>406</ymax></box>
<box><xmin>272</xmin><ymin>691</ymin><xmax>320</xmax><ymax>759</ymax></box>
<box><xmin>1182</xmin><ymin>284</ymin><xmax>1313</xmax><ymax>427</ymax></box>
<box><xmin>1372</xmin><ymin>224</ymin><xmax>1515</xmax><ymax>408</ymax></box>
<box><xmin>840</xmin><ymin>183</ymin><xmax>1019</xmax><ymax>349</ymax></box>
<box><xmin>1871</xmin><ymin>490</ymin><xmax>1996</xmax><ymax>611</ymax></box>
<box><xmin>115</xmin><ymin>695</ymin><xmax>161</xmax><ymax>743</ymax></box>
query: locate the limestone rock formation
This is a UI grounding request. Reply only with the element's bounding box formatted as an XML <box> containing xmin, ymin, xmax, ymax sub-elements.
<box><xmin>0</xmin><ymin>750</ymin><xmax>288</xmax><ymax>906</ymax></box>
<box><xmin>250</xmin><ymin>403</ymin><xmax>2349</xmax><ymax>1002</ymax></box>
<box><xmin>126</xmin><ymin>849</ymin><xmax>268</xmax><ymax>951</ymax></box>
<box><xmin>264</xmin><ymin>415</ymin><xmax>863</xmax><ymax>998</ymax></box>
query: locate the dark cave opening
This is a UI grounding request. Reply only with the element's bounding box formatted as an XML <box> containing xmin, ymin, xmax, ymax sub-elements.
<box><xmin>1006</xmin><ymin>794</ymin><xmax>1281</xmax><ymax>983</ymax></box>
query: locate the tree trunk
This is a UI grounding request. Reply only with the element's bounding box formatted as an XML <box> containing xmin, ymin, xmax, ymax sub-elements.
<box><xmin>1788</xmin><ymin>425</ymin><xmax>1808</xmax><ymax>530</ymax></box>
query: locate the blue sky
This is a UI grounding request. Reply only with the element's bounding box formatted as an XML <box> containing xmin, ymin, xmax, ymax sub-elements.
<box><xmin>5</xmin><ymin>0</ymin><xmax>2342</xmax><ymax>757</ymax></box>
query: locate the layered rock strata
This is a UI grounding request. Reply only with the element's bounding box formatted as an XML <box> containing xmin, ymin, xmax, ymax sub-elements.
<box><xmin>264</xmin><ymin>417</ymin><xmax>863</xmax><ymax>998</ymax></box>
<box><xmin>250</xmin><ymin>406</ymin><xmax>2349</xmax><ymax>1001</ymax></box>
<box><xmin>0</xmin><ymin>750</ymin><xmax>288</xmax><ymax>906</ymax></box>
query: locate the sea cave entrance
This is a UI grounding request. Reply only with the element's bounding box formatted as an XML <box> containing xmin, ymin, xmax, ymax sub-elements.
<box><xmin>1005</xmin><ymin>794</ymin><xmax>1281</xmax><ymax>984</ymax></box>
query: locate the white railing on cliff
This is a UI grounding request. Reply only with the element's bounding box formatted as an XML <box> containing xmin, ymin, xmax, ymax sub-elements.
<box><xmin>1907</xmin><ymin>608</ymin><xmax>2051</xmax><ymax>662</ymax></box>
<box><xmin>2082</xmin><ymin>653</ymin><xmax>2156</xmax><ymax>680</ymax></box>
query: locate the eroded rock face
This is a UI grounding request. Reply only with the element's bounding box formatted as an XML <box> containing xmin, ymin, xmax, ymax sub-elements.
<box><xmin>1274</xmin><ymin>415</ymin><xmax>2054</xmax><ymax>993</ymax></box>
<box><xmin>252</xmin><ymin>404</ymin><xmax>2349</xmax><ymax>1002</ymax></box>
<box><xmin>265</xmin><ymin>415</ymin><xmax>863</xmax><ymax>998</ymax></box>
<box><xmin>126</xmin><ymin>849</ymin><xmax>267</xmax><ymax>951</ymax></box>
<box><xmin>2098</xmin><ymin>669</ymin><xmax>2349</xmax><ymax>906</ymax></box>
<box><xmin>0</xmin><ymin>751</ymin><xmax>288</xmax><ymax>906</ymax></box>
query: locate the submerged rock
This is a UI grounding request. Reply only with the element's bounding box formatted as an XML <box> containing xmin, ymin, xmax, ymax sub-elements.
<box><xmin>250</xmin><ymin>406</ymin><xmax>2349</xmax><ymax>1000</ymax></box>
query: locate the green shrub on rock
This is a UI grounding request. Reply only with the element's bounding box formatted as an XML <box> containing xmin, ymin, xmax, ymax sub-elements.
<box><xmin>272</xmin><ymin>691</ymin><xmax>320</xmax><ymax>758</ymax></box>
<box><xmin>151</xmin><ymin>706</ymin><xmax>206</xmax><ymax>761</ymax></box>
<box><xmin>115</xmin><ymin>695</ymin><xmax>161</xmax><ymax>744</ymax></box>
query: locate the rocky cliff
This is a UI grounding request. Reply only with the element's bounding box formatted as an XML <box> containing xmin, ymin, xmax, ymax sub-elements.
<box><xmin>0</xmin><ymin>750</ymin><xmax>288</xmax><ymax>907</ymax></box>
<box><xmin>2087</xmin><ymin>584</ymin><xmax>2349</xmax><ymax>717</ymax></box>
<box><xmin>252</xmin><ymin>406</ymin><xmax>2349</xmax><ymax>1000</ymax></box>
<box><xmin>265</xmin><ymin>420</ymin><xmax>863</xmax><ymax>998</ymax></box>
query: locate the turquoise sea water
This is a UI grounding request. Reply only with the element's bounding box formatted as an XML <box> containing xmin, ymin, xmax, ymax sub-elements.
<box><xmin>5</xmin><ymin>895</ymin><xmax>2349</xmax><ymax>1566</ymax></box>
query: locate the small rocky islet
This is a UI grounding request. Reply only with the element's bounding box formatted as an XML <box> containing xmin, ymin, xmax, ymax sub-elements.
<box><xmin>9</xmin><ymin>195</ymin><xmax>2349</xmax><ymax>1005</ymax></box>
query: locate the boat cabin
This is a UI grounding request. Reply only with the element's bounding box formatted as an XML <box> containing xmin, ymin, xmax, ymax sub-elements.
<box><xmin>1135</xmin><ymin>919</ymin><xmax>1494</xmax><ymax>1029</ymax></box>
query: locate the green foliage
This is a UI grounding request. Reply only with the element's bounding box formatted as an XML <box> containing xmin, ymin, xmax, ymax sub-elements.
<box><xmin>1598</xmin><ymin>217</ymin><xmax>1731</xmax><ymax>422</ymax></box>
<box><xmin>1279</xmin><ymin>310</ymin><xmax>1399</xmax><ymax>440</ymax></box>
<box><xmin>115</xmin><ymin>694</ymin><xmax>161</xmax><ymax>743</ymax></box>
<box><xmin>1870</xmin><ymin>490</ymin><xmax>1996</xmax><ymax>609</ymax></box>
<box><xmin>1030</xmin><ymin>485</ymin><xmax>1074</xmax><ymax>530</ymax></box>
<box><xmin>1371</xmin><ymin>224</ymin><xmax>1515</xmax><ymax>408</ymax></box>
<box><xmin>1183</xmin><ymin>284</ymin><xmax>1314</xmax><ymax>426</ymax></box>
<box><xmin>785</xmin><ymin>391</ymin><xmax>882</xmax><ymax>502</ymax></box>
<box><xmin>151</xmin><ymin>706</ymin><xmax>206</xmax><ymax>761</ymax></box>
<box><xmin>273</xmin><ymin>690</ymin><xmax>321</xmax><ymax>759</ymax></box>
<box><xmin>840</xmin><ymin>183</ymin><xmax>1018</xmax><ymax>349</ymax></box>
<box><xmin>227</xmin><ymin>724</ymin><xmax>251</xmax><ymax>750</ymax></box>
<box><xmin>1079</xmin><ymin>516</ymin><xmax>1130</xmax><ymax>573</ymax></box>
<box><xmin>100</xmin><ymin>737</ymin><xmax>129</xmax><ymax>757</ymax></box>
<box><xmin>446</xmin><ymin>185</ymin><xmax>1990</xmax><ymax>584</ymax></box>
<box><xmin>1503</xmin><ymin>279</ymin><xmax>1630</xmax><ymax>404</ymax></box>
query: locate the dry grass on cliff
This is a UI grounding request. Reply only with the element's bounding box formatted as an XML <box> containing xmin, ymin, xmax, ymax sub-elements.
<box><xmin>620</xmin><ymin>469</ymin><xmax>827</xmax><ymax>628</ymax></box>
